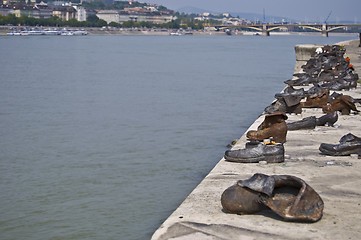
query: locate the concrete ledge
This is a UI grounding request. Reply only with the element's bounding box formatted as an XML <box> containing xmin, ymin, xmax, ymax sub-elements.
<box><xmin>294</xmin><ymin>44</ymin><xmax>323</xmax><ymax>61</ymax></box>
<box><xmin>152</xmin><ymin>40</ymin><xmax>361</xmax><ymax>240</ymax></box>
<box><xmin>293</xmin><ymin>44</ymin><xmax>323</xmax><ymax>74</ymax></box>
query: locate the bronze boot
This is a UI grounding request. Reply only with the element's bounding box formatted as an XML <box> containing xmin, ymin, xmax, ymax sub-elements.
<box><xmin>301</xmin><ymin>89</ymin><xmax>329</xmax><ymax>108</ymax></box>
<box><xmin>260</xmin><ymin>175</ymin><xmax>324</xmax><ymax>222</ymax></box>
<box><xmin>322</xmin><ymin>95</ymin><xmax>358</xmax><ymax>115</ymax></box>
<box><xmin>221</xmin><ymin>182</ymin><xmax>266</xmax><ymax>214</ymax></box>
<box><xmin>246</xmin><ymin>112</ymin><xmax>288</xmax><ymax>143</ymax></box>
<box><xmin>236</xmin><ymin>173</ymin><xmax>324</xmax><ymax>222</ymax></box>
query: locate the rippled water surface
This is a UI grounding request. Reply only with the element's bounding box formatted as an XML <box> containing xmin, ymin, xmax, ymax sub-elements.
<box><xmin>0</xmin><ymin>34</ymin><xmax>355</xmax><ymax>240</ymax></box>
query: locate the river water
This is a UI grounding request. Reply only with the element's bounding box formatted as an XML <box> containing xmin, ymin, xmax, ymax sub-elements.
<box><xmin>0</xmin><ymin>34</ymin><xmax>355</xmax><ymax>240</ymax></box>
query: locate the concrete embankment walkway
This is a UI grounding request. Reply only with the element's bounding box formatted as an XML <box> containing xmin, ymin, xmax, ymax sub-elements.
<box><xmin>152</xmin><ymin>39</ymin><xmax>361</xmax><ymax>240</ymax></box>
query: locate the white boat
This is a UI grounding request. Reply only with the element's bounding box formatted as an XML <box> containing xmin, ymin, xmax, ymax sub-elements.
<box><xmin>7</xmin><ymin>29</ymin><xmax>87</xmax><ymax>36</ymax></box>
<box><xmin>60</xmin><ymin>31</ymin><xmax>73</xmax><ymax>36</ymax></box>
<box><xmin>7</xmin><ymin>31</ymin><xmax>20</xmax><ymax>36</ymax></box>
<box><xmin>72</xmin><ymin>30</ymin><xmax>88</xmax><ymax>35</ymax></box>
<box><xmin>44</xmin><ymin>30</ymin><xmax>61</xmax><ymax>35</ymax></box>
<box><xmin>29</xmin><ymin>30</ymin><xmax>45</xmax><ymax>35</ymax></box>
<box><xmin>170</xmin><ymin>32</ymin><xmax>183</xmax><ymax>36</ymax></box>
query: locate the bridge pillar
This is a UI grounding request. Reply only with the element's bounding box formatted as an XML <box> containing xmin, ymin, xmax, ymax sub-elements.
<box><xmin>322</xmin><ymin>24</ymin><xmax>328</xmax><ymax>37</ymax></box>
<box><xmin>262</xmin><ymin>24</ymin><xmax>270</xmax><ymax>36</ymax></box>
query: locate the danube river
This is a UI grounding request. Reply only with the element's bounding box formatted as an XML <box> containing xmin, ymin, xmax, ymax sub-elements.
<box><xmin>0</xmin><ymin>34</ymin><xmax>356</xmax><ymax>240</ymax></box>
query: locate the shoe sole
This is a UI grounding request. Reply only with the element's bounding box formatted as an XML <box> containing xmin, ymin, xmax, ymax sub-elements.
<box><xmin>319</xmin><ymin>148</ymin><xmax>361</xmax><ymax>156</ymax></box>
<box><xmin>224</xmin><ymin>155</ymin><xmax>264</xmax><ymax>163</ymax></box>
<box><xmin>224</xmin><ymin>154</ymin><xmax>284</xmax><ymax>163</ymax></box>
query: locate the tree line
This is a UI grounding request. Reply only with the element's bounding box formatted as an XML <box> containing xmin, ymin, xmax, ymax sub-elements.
<box><xmin>0</xmin><ymin>14</ymin><xmax>108</xmax><ymax>28</ymax></box>
<box><xmin>0</xmin><ymin>13</ymin><xmax>221</xmax><ymax>30</ymax></box>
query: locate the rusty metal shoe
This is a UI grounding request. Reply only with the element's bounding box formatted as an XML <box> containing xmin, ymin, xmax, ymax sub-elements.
<box><xmin>224</xmin><ymin>143</ymin><xmax>284</xmax><ymax>163</ymax></box>
<box><xmin>259</xmin><ymin>174</ymin><xmax>324</xmax><ymax>222</ymax></box>
<box><xmin>322</xmin><ymin>95</ymin><xmax>359</xmax><ymax>115</ymax></box>
<box><xmin>232</xmin><ymin>173</ymin><xmax>324</xmax><ymax>222</ymax></box>
<box><xmin>246</xmin><ymin>112</ymin><xmax>288</xmax><ymax>143</ymax></box>
<box><xmin>319</xmin><ymin>133</ymin><xmax>361</xmax><ymax>156</ymax></box>
<box><xmin>301</xmin><ymin>89</ymin><xmax>329</xmax><ymax>108</ymax></box>
<box><xmin>221</xmin><ymin>181</ymin><xmax>266</xmax><ymax>214</ymax></box>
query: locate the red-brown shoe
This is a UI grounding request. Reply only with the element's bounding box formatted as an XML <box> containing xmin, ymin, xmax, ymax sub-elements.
<box><xmin>246</xmin><ymin>112</ymin><xmax>288</xmax><ymax>143</ymax></box>
<box><xmin>301</xmin><ymin>89</ymin><xmax>329</xmax><ymax>108</ymax></box>
<box><xmin>322</xmin><ymin>95</ymin><xmax>358</xmax><ymax>115</ymax></box>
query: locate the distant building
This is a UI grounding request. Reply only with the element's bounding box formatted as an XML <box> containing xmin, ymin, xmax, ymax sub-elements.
<box><xmin>0</xmin><ymin>4</ymin><xmax>14</xmax><ymax>16</ymax></box>
<box><xmin>0</xmin><ymin>3</ymin><xmax>53</xmax><ymax>18</ymax></box>
<box><xmin>96</xmin><ymin>8</ymin><xmax>176</xmax><ymax>24</ymax></box>
<box><xmin>52</xmin><ymin>6</ymin><xmax>76</xmax><ymax>21</ymax></box>
<box><xmin>0</xmin><ymin>2</ymin><xmax>97</xmax><ymax>21</ymax></box>
<box><xmin>34</xmin><ymin>2</ymin><xmax>53</xmax><ymax>18</ymax></box>
<box><xmin>12</xmin><ymin>5</ymin><xmax>35</xmax><ymax>18</ymax></box>
<box><xmin>123</xmin><ymin>7</ymin><xmax>147</xmax><ymax>14</ymax></box>
<box><xmin>96</xmin><ymin>10</ymin><xmax>120</xmax><ymax>24</ymax></box>
<box><xmin>73</xmin><ymin>5</ymin><xmax>87</xmax><ymax>21</ymax></box>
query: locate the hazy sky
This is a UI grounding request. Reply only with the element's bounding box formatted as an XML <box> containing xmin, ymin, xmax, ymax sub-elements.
<box><xmin>147</xmin><ymin>0</ymin><xmax>361</xmax><ymax>22</ymax></box>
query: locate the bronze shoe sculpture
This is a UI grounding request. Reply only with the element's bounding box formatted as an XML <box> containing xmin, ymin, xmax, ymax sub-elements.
<box><xmin>284</xmin><ymin>74</ymin><xmax>317</xmax><ymax>86</ymax></box>
<box><xmin>321</xmin><ymin>79</ymin><xmax>357</xmax><ymax>91</ymax></box>
<box><xmin>258</xmin><ymin>174</ymin><xmax>324</xmax><ymax>222</ymax></box>
<box><xmin>301</xmin><ymin>89</ymin><xmax>329</xmax><ymax>108</ymax></box>
<box><xmin>264</xmin><ymin>97</ymin><xmax>302</xmax><ymax>114</ymax></box>
<box><xmin>221</xmin><ymin>182</ymin><xmax>266</xmax><ymax>214</ymax></box>
<box><xmin>275</xmin><ymin>86</ymin><xmax>307</xmax><ymax>99</ymax></box>
<box><xmin>322</xmin><ymin>95</ymin><xmax>359</xmax><ymax>115</ymax></box>
<box><xmin>287</xmin><ymin>111</ymin><xmax>339</xmax><ymax>130</ymax></box>
<box><xmin>319</xmin><ymin>133</ymin><xmax>361</xmax><ymax>156</ymax></box>
<box><xmin>286</xmin><ymin>116</ymin><xmax>316</xmax><ymax>131</ymax></box>
<box><xmin>246</xmin><ymin>112</ymin><xmax>288</xmax><ymax>143</ymax></box>
<box><xmin>315</xmin><ymin>111</ymin><xmax>338</xmax><ymax>126</ymax></box>
<box><xmin>224</xmin><ymin>142</ymin><xmax>284</xmax><ymax>163</ymax></box>
<box><xmin>221</xmin><ymin>173</ymin><xmax>324</xmax><ymax>222</ymax></box>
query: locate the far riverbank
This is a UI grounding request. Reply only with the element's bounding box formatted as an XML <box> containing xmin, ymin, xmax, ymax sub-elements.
<box><xmin>0</xmin><ymin>26</ymin><xmax>359</xmax><ymax>37</ymax></box>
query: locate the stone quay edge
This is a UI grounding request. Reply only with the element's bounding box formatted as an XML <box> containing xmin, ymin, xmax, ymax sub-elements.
<box><xmin>151</xmin><ymin>39</ymin><xmax>361</xmax><ymax>240</ymax></box>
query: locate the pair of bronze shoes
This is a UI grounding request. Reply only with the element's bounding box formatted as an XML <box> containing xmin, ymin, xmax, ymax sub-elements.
<box><xmin>221</xmin><ymin>173</ymin><xmax>324</xmax><ymax>222</ymax></box>
<box><xmin>224</xmin><ymin>112</ymin><xmax>288</xmax><ymax>163</ymax></box>
<box><xmin>286</xmin><ymin>111</ymin><xmax>338</xmax><ymax>131</ymax></box>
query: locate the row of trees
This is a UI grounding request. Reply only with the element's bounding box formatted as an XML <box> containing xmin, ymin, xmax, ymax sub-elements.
<box><xmin>0</xmin><ymin>14</ymin><xmax>107</xmax><ymax>27</ymax></box>
<box><xmin>0</xmin><ymin>13</ymin><xmax>221</xmax><ymax>30</ymax></box>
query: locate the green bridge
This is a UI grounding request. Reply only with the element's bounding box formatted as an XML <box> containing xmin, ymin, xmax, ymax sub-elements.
<box><xmin>215</xmin><ymin>23</ymin><xmax>361</xmax><ymax>37</ymax></box>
